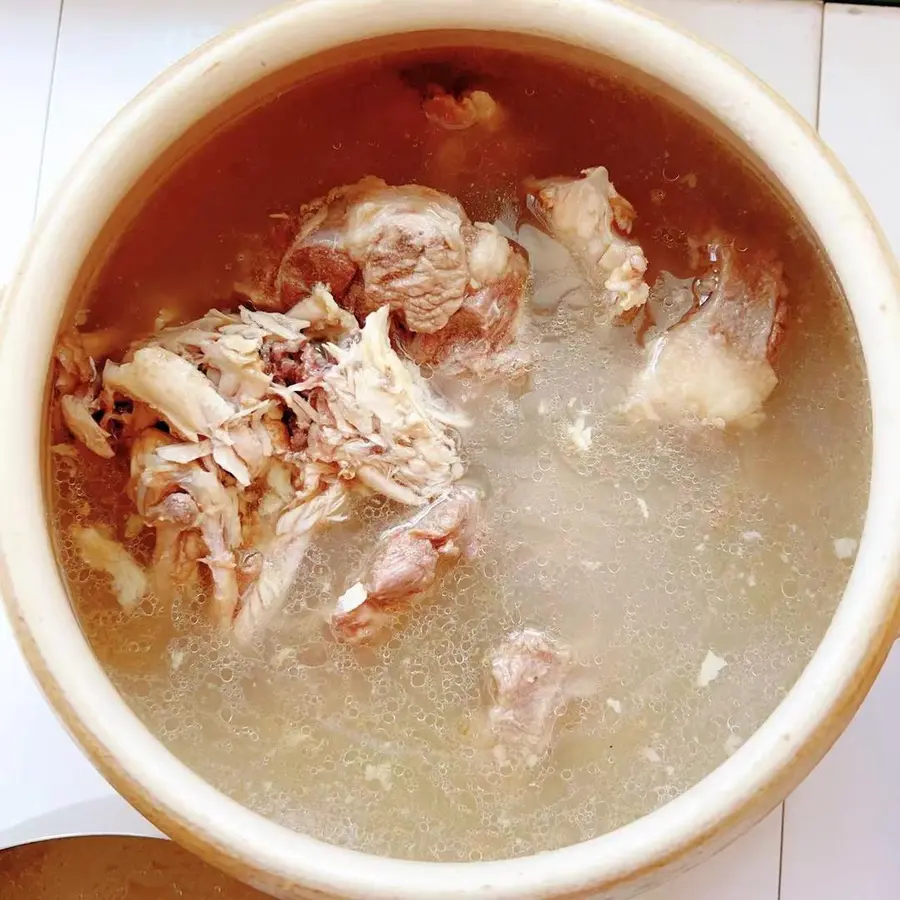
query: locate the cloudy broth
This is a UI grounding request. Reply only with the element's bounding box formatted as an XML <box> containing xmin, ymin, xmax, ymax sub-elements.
<box><xmin>50</xmin><ymin>36</ymin><xmax>869</xmax><ymax>861</ymax></box>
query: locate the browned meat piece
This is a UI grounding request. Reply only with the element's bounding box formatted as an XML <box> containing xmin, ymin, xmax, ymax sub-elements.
<box><xmin>422</xmin><ymin>86</ymin><xmax>504</xmax><ymax>131</ymax></box>
<box><xmin>626</xmin><ymin>237</ymin><xmax>787</xmax><ymax>429</ymax></box>
<box><xmin>331</xmin><ymin>484</ymin><xmax>481</xmax><ymax>643</ymax></box>
<box><xmin>486</xmin><ymin>629</ymin><xmax>574</xmax><ymax>768</ymax></box>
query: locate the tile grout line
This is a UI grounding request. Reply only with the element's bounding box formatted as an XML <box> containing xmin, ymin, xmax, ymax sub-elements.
<box><xmin>814</xmin><ymin>0</ymin><xmax>826</xmax><ymax>130</ymax></box>
<box><xmin>777</xmin><ymin>802</ymin><xmax>786</xmax><ymax>899</ymax></box>
<box><xmin>32</xmin><ymin>0</ymin><xmax>66</xmax><ymax>221</ymax></box>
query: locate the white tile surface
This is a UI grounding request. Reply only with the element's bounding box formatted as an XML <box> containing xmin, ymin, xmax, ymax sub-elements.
<box><xmin>0</xmin><ymin>0</ymin><xmax>60</xmax><ymax>284</ymax></box>
<box><xmin>38</xmin><ymin>0</ymin><xmax>278</xmax><ymax>206</ymax></box>
<box><xmin>635</xmin><ymin>0</ymin><xmax>823</xmax><ymax>123</ymax></box>
<box><xmin>781</xmin><ymin>5</ymin><xmax>900</xmax><ymax>900</ymax></box>
<box><xmin>641</xmin><ymin>809</ymin><xmax>783</xmax><ymax>900</ymax></box>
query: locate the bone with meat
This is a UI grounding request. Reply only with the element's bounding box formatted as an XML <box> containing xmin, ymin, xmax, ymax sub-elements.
<box><xmin>625</xmin><ymin>237</ymin><xmax>787</xmax><ymax>429</ymax></box>
<box><xmin>332</xmin><ymin>484</ymin><xmax>481</xmax><ymax>643</ymax></box>
<box><xmin>486</xmin><ymin>628</ymin><xmax>575</xmax><ymax>768</ymax></box>
<box><xmin>525</xmin><ymin>166</ymin><xmax>649</xmax><ymax>315</ymax></box>
<box><xmin>240</xmin><ymin>179</ymin><xmax>529</xmax><ymax>380</ymax></box>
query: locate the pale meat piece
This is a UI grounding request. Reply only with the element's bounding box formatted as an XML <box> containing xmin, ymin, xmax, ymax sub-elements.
<box><xmin>70</xmin><ymin>524</ymin><xmax>148</xmax><ymax>612</ymax></box>
<box><xmin>486</xmin><ymin>629</ymin><xmax>574</xmax><ymax>768</ymax></box>
<box><xmin>129</xmin><ymin>429</ymin><xmax>243</xmax><ymax>626</ymax></box>
<box><xmin>626</xmin><ymin>238</ymin><xmax>787</xmax><ymax>429</ymax></box>
<box><xmin>232</xmin><ymin>481</ymin><xmax>350</xmax><ymax>644</ymax></box>
<box><xmin>54</xmin><ymin>327</ymin><xmax>123</xmax><ymax>394</ymax></box>
<box><xmin>526</xmin><ymin>166</ymin><xmax>649</xmax><ymax>314</ymax></box>
<box><xmin>331</xmin><ymin>484</ymin><xmax>481</xmax><ymax>643</ymax></box>
<box><xmin>59</xmin><ymin>393</ymin><xmax>114</xmax><ymax>459</ymax></box>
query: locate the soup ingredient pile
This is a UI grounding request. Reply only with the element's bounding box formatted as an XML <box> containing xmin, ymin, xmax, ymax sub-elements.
<box><xmin>51</xmin><ymin>88</ymin><xmax>788</xmax><ymax>768</ymax></box>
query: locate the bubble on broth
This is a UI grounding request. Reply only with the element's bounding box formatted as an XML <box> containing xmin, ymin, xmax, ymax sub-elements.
<box><xmin>49</xmin><ymin>37</ymin><xmax>869</xmax><ymax>862</ymax></box>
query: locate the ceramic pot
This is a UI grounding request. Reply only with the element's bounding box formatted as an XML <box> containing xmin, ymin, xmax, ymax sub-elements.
<box><xmin>2</xmin><ymin>1</ymin><xmax>899</xmax><ymax>898</ymax></box>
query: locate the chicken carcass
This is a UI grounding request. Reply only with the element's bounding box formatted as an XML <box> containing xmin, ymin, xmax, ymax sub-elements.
<box><xmin>56</xmin><ymin>277</ymin><xmax>470</xmax><ymax>642</ymax></box>
<box><xmin>486</xmin><ymin>629</ymin><xmax>575</xmax><ymax>768</ymax></box>
<box><xmin>332</xmin><ymin>484</ymin><xmax>481</xmax><ymax>643</ymax></box>
<box><xmin>526</xmin><ymin>166</ymin><xmax>649</xmax><ymax>315</ymax></box>
<box><xmin>626</xmin><ymin>238</ymin><xmax>787</xmax><ymax>429</ymax></box>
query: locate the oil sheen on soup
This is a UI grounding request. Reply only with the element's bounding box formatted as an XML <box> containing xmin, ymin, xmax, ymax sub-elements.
<box><xmin>48</xmin><ymin>38</ymin><xmax>870</xmax><ymax>862</ymax></box>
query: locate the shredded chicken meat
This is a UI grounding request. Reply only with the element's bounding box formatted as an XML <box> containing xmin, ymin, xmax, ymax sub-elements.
<box><xmin>626</xmin><ymin>237</ymin><xmax>787</xmax><ymax>428</ymax></box>
<box><xmin>56</xmin><ymin>281</ymin><xmax>467</xmax><ymax>640</ymax></box>
<box><xmin>332</xmin><ymin>484</ymin><xmax>481</xmax><ymax>643</ymax></box>
<box><xmin>526</xmin><ymin>166</ymin><xmax>649</xmax><ymax>314</ymax></box>
<box><xmin>486</xmin><ymin>629</ymin><xmax>574</xmax><ymax>768</ymax></box>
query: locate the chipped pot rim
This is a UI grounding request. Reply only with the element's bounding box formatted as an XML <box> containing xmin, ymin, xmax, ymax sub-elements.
<box><xmin>2</xmin><ymin>1</ymin><xmax>900</xmax><ymax>898</ymax></box>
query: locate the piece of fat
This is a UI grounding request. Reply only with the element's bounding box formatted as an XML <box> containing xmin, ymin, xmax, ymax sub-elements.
<box><xmin>697</xmin><ymin>649</ymin><xmax>727</xmax><ymax>688</ymax></box>
<box><xmin>833</xmin><ymin>537</ymin><xmax>858</xmax><ymax>561</ymax></box>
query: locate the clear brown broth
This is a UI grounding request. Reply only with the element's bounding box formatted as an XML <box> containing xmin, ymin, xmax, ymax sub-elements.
<box><xmin>50</xmin><ymin>36</ymin><xmax>870</xmax><ymax>862</ymax></box>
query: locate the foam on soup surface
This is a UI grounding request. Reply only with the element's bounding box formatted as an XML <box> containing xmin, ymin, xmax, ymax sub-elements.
<box><xmin>48</xmin><ymin>36</ymin><xmax>869</xmax><ymax>861</ymax></box>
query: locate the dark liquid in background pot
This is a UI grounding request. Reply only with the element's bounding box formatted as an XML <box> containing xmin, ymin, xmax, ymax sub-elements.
<box><xmin>49</xmin><ymin>38</ymin><xmax>869</xmax><ymax>861</ymax></box>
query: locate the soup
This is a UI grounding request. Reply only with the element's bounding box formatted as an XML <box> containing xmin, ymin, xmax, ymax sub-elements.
<box><xmin>48</xmin><ymin>36</ymin><xmax>869</xmax><ymax>862</ymax></box>
<box><xmin>0</xmin><ymin>837</ymin><xmax>265</xmax><ymax>898</ymax></box>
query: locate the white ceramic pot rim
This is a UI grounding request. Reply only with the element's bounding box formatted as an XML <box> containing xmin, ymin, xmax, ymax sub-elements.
<box><xmin>3</xmin><ymin>1</ymin><xmax>900</xmax><ymax>898</ymax></box>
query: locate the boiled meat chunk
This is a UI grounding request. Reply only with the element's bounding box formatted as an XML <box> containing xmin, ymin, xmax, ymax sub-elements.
<box><xmin>526</xmin><ymin>167</ymin><xmax>649</xmax><ymax>314</ymax></box>
<box><xmin>403</xmin><ymin>229</ymin><xmax>530</xmax><ymax>380</ymax></box>
<box><xmin>486</xmin><ymin>629</ymin><xmax>575</xmax><ymax>768</ymax></box>
<box><xmin>422</xmin><ymin>86</ymin><xmax>504</xmax><ymax>131</ymax></box>
<box><xmin>626</xmin><ymin>238</ymin><xmax>787</xmax><ymax>429</ymax></box>
<box><xmin>59</xmin><ymin>393</ymin><xmax>114</xmax><ymax>459</ymax></box>
<box><xmin>242</xmin><ymin>179</ymin><xmax>528</xmax><ymax>360</ymax></box>
<box><xmin>129</xmin><ymin>428</ymin><xmax>243</xmax><ymax>626</ymax></box>
<box><xmin>332</xmin><ymin>484</ymin><xmax>481</xmax><ymax>643</ymax></box>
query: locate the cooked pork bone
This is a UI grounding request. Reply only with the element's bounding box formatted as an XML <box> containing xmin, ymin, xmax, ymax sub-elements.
<box><xmin>401</xmin><ymin>232</ymin><xmax>530</xmax><ymax>380</ymax></box>
<box><xmin>487</xmin><ymin>629</ymin><xmax>574</xmax><ymax>768</ymax></box>
<box><xmin>526</xmin><ymin>166</ymin><xmax>649</xmax><ymax>314</ymax></box>
<box><xmin>242</xmin><ymin>179</ymin><xmax>529</xmax><ymax>375</ymax></box>
<box><xmin>332</xmin><ymin>484</ymin><xmax>481</xmax><ymax>643</ymax></box>
<box><xmin>626</xmin><ymin>238</ymin><xmax>787</xmax><ymax>429</ymax></box>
